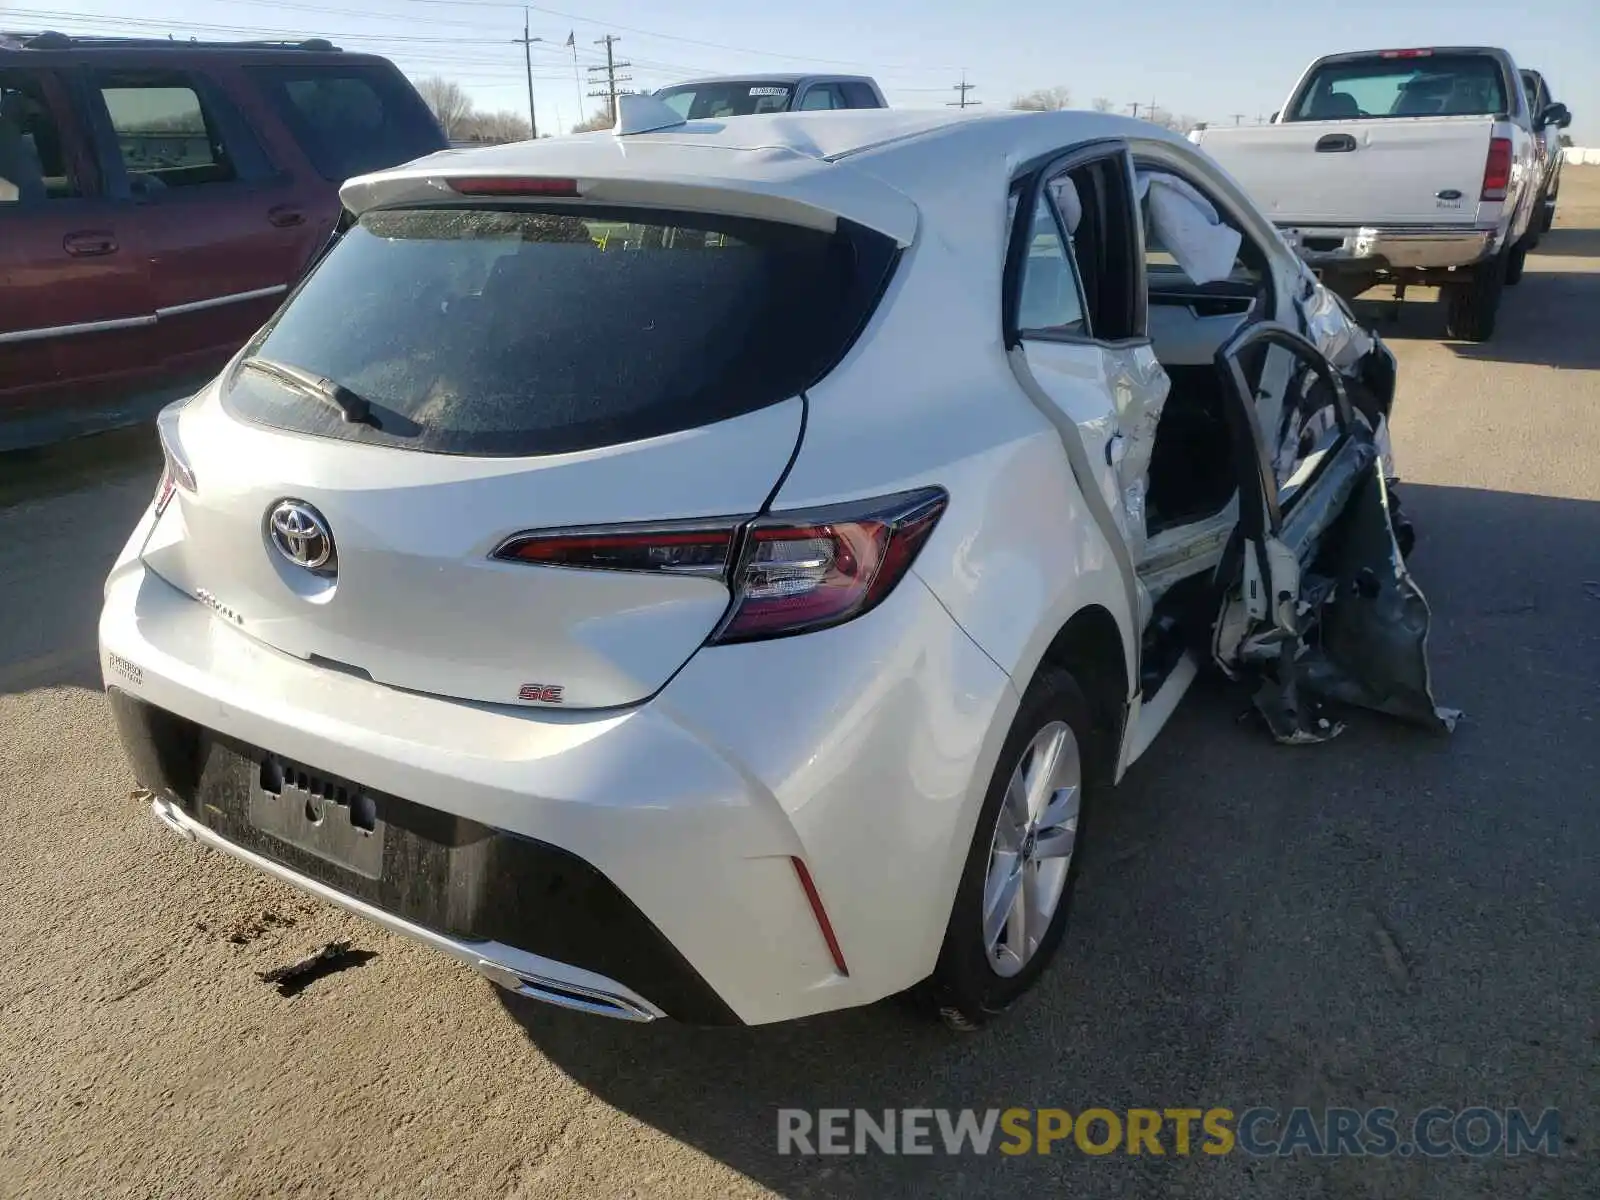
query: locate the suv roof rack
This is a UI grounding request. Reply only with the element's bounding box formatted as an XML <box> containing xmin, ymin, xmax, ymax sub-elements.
<box><xmin>1</xmin><ymin>30</ymin><xmax>341</xmax><ymax>52</ymax></box>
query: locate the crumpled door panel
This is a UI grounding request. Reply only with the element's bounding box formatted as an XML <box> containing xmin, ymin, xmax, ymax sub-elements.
<box><xmin>1208</xmin><ymin>320</ymin><xmax>1458</xmax><ymax>743</ymax></box>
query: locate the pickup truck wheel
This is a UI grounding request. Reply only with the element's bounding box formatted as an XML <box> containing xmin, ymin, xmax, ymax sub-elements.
<box><xmin>1443</xmin><ymin>251</ymin><xmax>1506</xmax><ymax>342</ymax></box>
<box><xmin>1505</xmin><ymin>240</ymin><xmax>1528</xmax><ymax>286</ymax></box>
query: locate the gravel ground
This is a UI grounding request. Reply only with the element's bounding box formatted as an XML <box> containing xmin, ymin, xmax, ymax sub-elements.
<box><xmin>2</xmin><ymin>172</ymin><xmax>1598</xmax><ymax>1200</ymax></box>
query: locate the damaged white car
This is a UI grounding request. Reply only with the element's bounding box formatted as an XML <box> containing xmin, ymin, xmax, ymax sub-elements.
<box><xmin>103</xmin><ymin>102</ymin><xmax>1452</xmax><ymax>1030</ymax></box>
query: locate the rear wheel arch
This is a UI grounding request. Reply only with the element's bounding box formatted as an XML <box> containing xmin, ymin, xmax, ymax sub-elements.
<box><xmin>1030</xmin><ymin>604</ymin><xmax>1130</xmax><ymax>785</ymax></box>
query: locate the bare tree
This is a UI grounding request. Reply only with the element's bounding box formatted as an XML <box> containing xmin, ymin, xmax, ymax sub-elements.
<box><xmin>571</xmin><ymin>109</ymin><xmax>614</xmax><ymax>134</ymax></box>
<box><xmin>1146</xmin><ymin>107</ymin><xmax>1201</xmax><ymax>134</ymax></box>
<box><xmin>1011</xmin><ymin>86</ymin><xmax>1072</xmax><ymax>112</ymax></box>
<box><xmin>456</xmin><ymin>110</ymin><xmax>532</xmax><ymax>144</ymax></box>
<box><xmin>414</xmin><ymin>76</ymin><xmax>474</xmax><ymax>139</ymax></box>
<box><xmin>1090</xmin><ymin>97</ymin><xmax>1114</xmax><ymax>113</ymax></box>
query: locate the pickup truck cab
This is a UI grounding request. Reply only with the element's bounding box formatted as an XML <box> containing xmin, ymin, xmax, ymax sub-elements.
<box><xmin>652</xmin><ymin>74</ymin><xmax>886</xmax><ymax>119</ymax></box>
<box><xmin>1191</xmin><ymin>47</ymin><xmax>1554</xmax><ymax>342</ymax></box>
<box><xmin>1520</xmin><ymin>68</ymin><xmax>1572</xmax><ymax>234</ymax></box>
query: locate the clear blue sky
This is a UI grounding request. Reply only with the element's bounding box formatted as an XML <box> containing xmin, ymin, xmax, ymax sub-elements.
<box><xmin>6</xmin><ymin>0</ymin><xmax>1596</xmax><ymax>141</ymax></box>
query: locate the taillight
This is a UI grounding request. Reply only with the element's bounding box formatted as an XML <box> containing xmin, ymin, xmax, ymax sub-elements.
<box><xmin>447</xmin><ymin>176</ymin><xmax>581</xmax><ymax>197</ymax></box>
<box><xmin>491</xmin><ymin>487</ymin><xmax>948</xmax><ymax>644</ymax></box>
<box><xmin>1379</xmin><ymin>48</ymin><xmax>1432</xmax><ymax>59</ymax></box>
<box><xmin>712</xmin><ymin>487</ymin><xmax>948</xmax><ymax>644</ymax></box>
<box><xmin>153</xmin><ymin>401</ymin><xmax>196</xmax><ymax>516</ymax></box>
<box><xmin>1482</xmin><ymin>137</ymin><xmax>1512</xmax><ymax>201</ymax></box>
<box><xmin>494</xmin><ymin>523</ymin><xmax>736</xmax><ymax>577</ymax></box>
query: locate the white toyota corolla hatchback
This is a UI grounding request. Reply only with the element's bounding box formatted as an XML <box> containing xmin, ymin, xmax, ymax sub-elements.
<box><xmin>102</xmin><ymin>100</ymin><xmax>1451</xmax><ymax>1028</ymax></box>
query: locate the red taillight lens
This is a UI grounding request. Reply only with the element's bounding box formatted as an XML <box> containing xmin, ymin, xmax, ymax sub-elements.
<box><xmin>494</xmin><ymin>525</ymin><xmax>736</xmax><ymax>577</ymax></box>
<box><xmin>1380</xmin><ymin>48</ymin><xmax>1432</xmax><ymax>59</ymax></box>
<box><xmin>447</xmin><ymin>176</ymin><xmax>581</xmax><ymax>197</ymax></box>
<box><xmin>491</xmin><ymin>487</ymin><xmax>947</xmax><ymax>643</ymax></box>
<box><xmin>712</xmin><ymin>487</ymin><xmax>948</xmax><ymax>644</ymax></box>
<box><xmin>153</xmin><ymin>401</ymin><xmax>196</xmax><ymax>516</ymax></box>
<box><xmin>1482</xmin><ymin>137</ymin><xmax>1512</xmax><ymax>200</ymax></box>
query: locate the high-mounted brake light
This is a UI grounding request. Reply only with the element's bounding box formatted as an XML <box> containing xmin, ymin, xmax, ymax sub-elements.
<box><xmin>1481</xmin><ymin>137</ymin><xmax>1512</xmax><ymax>201</ymax></box>
<box><xmin>447</xmin><ymin>176</ymin><xmax>581</xmax><ymax>197</ymax></box>
<box><xmin>1380</xmin><ymin>48</ymin><xmax>1433</xmax><ymax>59</ymax></box>
<box><xmin>712</xmin><ymin>487</ymin><xmax>948</xmax><ymax>644</ymax></box>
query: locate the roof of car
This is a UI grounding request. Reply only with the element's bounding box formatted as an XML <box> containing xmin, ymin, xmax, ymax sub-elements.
<box><xmin>342</xmin><ymin>108</ymin><xmax>1183</xmax><ymax>246</ymax></box>
<box><xmin>655</xmin><ymin>73</ymin><xmax>878</xmax><ymax>88</ymax></box>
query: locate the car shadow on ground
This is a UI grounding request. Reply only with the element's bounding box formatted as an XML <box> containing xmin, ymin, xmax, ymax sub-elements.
<box><xmin>1352</xmin><ymin>243</ymin><xmax>1600</xmax><ymax>372</ymax></box>
<box><xmin>1527</xmin><ymin>227</ymin><xmax>1600</xmax><ymax>258</ymax></box>
<box><xmin>0</xmin><ymin>427</ymin><xmax>160</xmax><ymax>697</ymax></box>
<box><xmin>500</xmin><ymin>485</ymin><xmax>1600</xmax><ymax>1198</ymax></box>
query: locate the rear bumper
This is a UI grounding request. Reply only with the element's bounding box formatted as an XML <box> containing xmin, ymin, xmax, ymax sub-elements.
<box><xmin>100</xmin><ymin>529</ymin><xmax>1014</xmax><ymax>1024</ymax></box>
<box><xmin>1281</xmin><ymin>225</ymin><xmax>1496</xmax><ymax>272</ymax></box>
<box><xmin>147</xmin><ymin>789</ymin><xmax>667</xmax><ymax>1022</ymax></box>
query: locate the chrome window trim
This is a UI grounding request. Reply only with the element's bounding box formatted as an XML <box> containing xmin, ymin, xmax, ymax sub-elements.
<box><xmin>1</xmin><ymin>283</ymin><xmax>287</xmax><ymax>345</ymax></box>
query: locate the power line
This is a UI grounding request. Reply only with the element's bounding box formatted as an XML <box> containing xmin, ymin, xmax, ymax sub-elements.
<box><xmin>586</xmin><ymin>34</ymin><xmax>630</xmax><ymax>123</ymax></box>
<box><xmin>947</xmin><ymin>70</ymin><xmax>979</xmax><ymax>109</ymax></box>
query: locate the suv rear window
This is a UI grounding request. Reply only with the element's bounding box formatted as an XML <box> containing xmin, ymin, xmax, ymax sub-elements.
<box><xmin>1289</xmin><ymin>54</ymin><xmax>1509</xmax><ymax>121</ymax></box>
<box><xmin>225</xmin><ymin>205</ymin><xmax>897</xmax><ymax>456</ymax></box>
<box><xmin>655</xmin><ymin>83</ymin><xmax>794</xmax><ymax>119</ymax></box>
<box><xmin>249</xmin><ymin>64</ymin><xmax>445</xmax><ymax>181</ymax></box>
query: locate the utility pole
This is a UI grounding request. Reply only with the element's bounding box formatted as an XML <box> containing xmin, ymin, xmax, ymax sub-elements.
<box><xmin>1230</xmin><ymin>112</ymin><xmax>1246</xmax><ymax>125</ymax></box>
<box><xmin>587</xmin><ymin>34</ymin><xmax>631</xmax><ymax>122</ymax></box>
<box><xmin>1128</xmin><ymin>101</ymin><xmax>1140</xmax><ymax>118</ymax></box>
<box><xmin>515</xmin><ymin>10</ymin><xmax>542</xmax><ymax>138</ymax></box>
<box><xmin>947</xmin><ymin>70</ymin><xmax>979</xmax><ymax>109</ymax></box>
<box><xmin>1256</xmin><ymin>114</ymin><xmax>1266</xmax><ymax>124</ymax></box>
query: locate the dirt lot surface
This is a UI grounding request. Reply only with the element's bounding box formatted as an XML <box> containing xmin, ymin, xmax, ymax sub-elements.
<box><xmin>3</xmin><ymin>171</ymin><xmax>1598</xmax><ymax>1199</ymax></box>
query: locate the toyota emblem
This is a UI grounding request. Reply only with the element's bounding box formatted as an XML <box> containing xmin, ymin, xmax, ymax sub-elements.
<box><xmin>267</xmin><ymin>499</ymin><xmax>335</xmax><ymax>572</ymax></box>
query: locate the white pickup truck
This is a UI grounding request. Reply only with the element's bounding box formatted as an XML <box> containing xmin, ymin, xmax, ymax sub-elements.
<box><xmin>1192</xmin><ymin>47</ymin><xmax>1558</xmax><ymax>342</ymax></box>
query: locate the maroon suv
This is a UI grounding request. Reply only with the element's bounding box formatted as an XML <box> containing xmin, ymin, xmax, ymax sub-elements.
<box><xmin>0</xmin><ymin>32</ymin><xmax>447</xmax><ymax>444</ymax></box>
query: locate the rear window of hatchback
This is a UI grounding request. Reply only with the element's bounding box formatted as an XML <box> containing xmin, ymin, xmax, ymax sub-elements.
<box><xmin>224</xmin><ymin>204</ymin><xmax>899</xmax><ymax>456</ymax></box>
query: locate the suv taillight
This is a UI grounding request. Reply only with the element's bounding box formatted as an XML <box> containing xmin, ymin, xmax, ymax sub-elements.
<box><xmin>492</xmin><ymin>487</ymin><xmax>948</xmax><ymax>643</ymax></box>
<box><xmin>1482</xmin><ymin>137</ymin><xmax>1512</xmax><ymax>201</ymax></box>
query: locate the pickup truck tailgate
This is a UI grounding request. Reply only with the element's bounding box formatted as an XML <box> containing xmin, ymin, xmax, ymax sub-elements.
<box><xmin>1197</xmin><ymin>119</ymin><xmax>1492</xmax><ymax>226</ymax></box>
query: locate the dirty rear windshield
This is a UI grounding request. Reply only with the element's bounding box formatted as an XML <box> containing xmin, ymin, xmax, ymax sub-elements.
<box><xmin>1289</xmin><ymin>54</ymin><xmax>1509</xmax><ymax>121</ymax></box>
<box><xmin>225</xmin><ymin>205</ymin><xmax>896</xmax><ymax>456</ymax></box>
<box><xmin>654</xmin><ymin>82</ymin><xmax>794</xmax><ymax>119</ymax></box>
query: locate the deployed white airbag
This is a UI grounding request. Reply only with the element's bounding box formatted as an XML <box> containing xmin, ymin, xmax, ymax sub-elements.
<box><xmin>1137</xmin><ymin>171</ymin><xmax>1242</xmax><ymax>286</ymax></box>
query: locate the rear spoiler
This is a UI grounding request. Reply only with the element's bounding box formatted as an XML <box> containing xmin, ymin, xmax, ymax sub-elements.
<box><xmin>340</xmin><ymin>142</ymin><xmax>919</xmax><ymax>247</ymax></box>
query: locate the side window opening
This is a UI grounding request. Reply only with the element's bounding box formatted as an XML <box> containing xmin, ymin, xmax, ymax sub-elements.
<box><xmin>249</xmin><ymin>65</ymin><xmax>446</xmax><ymax>183</ymax></box>
<box><xmin>95</xmin><ymin>72</ymin><xmax>237</xmax><ymax>192</ymax></box>
<box><xmin>1015</xmin><ymin>193</ymin><xmax>1087</xmax><ymax>337</ymax></box>
<box><xmin>0</xmin><ymin>71</ymin><xmax>84</xmax><ymax>204</ymax></box>
<box><xmin>1061</xmin><ymin>156</ymin><xmax>1140</xmax><ymax>341</ymax></box>
<box><xmin>799</xmin><ymin>85</ymin><xmax>841</xmax><ymax>111</ymax></box>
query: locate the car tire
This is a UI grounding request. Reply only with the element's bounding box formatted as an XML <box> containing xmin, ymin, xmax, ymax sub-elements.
<box><xmin>1443</xmin><ymin>250</ymin><xmax>1506</xmax><ymax>342</ymax></box>
<box><xmin>918</xmin><ymin>666</ymin><xmax>1098</xmax><ymax>1031</ymax></box>
<box><xmin>1504</xmin><ymin>239</ymin><xmax>1528</xmax><ymax>286</ymax></box>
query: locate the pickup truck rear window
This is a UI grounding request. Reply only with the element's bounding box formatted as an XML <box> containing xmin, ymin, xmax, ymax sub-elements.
<box><xmin>654</xmin><ymin>82</ymin><xmax>795</xmax><ymax>118</ymax></box>
<box><xmin>1289</xmin><ymin>54</ymin><xmax>1508</xmax><ymax>122</ymax></box>
<box><xmin>248</xmin><ymin>64</ymin><xmax>447</xmax><ymax>181</ymax></box>
<box><xmin>224</xmin><ymin>205</ymin><xmax>897</xmax><ymax>456</ymax></box>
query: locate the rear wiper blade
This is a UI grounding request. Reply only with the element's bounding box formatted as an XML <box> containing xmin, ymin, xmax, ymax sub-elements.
<box><xmin>239</xmin><ymin>356</ymin><xmax>377</xmax><ymax>426</ymax></box>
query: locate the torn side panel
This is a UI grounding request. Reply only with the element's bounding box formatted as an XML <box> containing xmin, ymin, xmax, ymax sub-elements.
<box><xmin>1296</xmin><ymin>470</ymin><xmax>1459</xmax><ymax>733</ymax></box>
<box><xmin>1103</xmin><ymin>341</ymin><xmax>1171</xmax><ymax>561</ymax></box>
